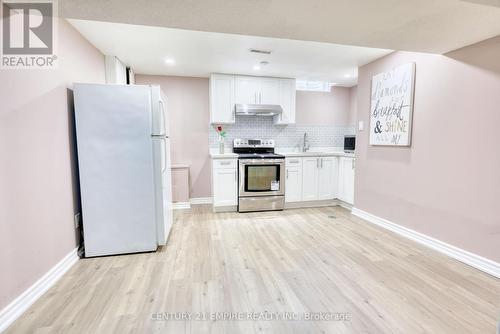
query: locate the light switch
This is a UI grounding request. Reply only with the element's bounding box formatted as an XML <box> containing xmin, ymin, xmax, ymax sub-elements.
<box><xmin>358</xmin><ymin>121</ymin><xmax>364</xmax><ymax>131</ymax></box>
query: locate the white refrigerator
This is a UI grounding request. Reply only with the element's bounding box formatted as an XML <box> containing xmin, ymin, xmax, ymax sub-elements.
<box><xmin>73</xmin><ymin>83</ymin><xmax>173</xmax><ymax>257</ymax></box>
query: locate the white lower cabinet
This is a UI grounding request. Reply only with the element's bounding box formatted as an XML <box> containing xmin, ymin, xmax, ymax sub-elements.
<box><xmin>338</xmin><ymin>157</ymin><xmax>355</xmax><ymax>205</ymax></box>
<box><xmin>318</xmin><ymin>157</ymin><xmax>338</xmax><ymax>200</ymax></box>
<box><xmin>285</xmin><ymin>158</ymin><xmax>302</xmax><ymax>202</ymax></box>
<box><xmin>301</xmin><ymin>157</ymin><xmax>320</xmax><ymax>201</ymax></box>
<box><xmin>284</xmin><ymin>155</ymin><xmax>353</xmax><ymax>205</ymax></box>
<box><xmin>212</xmin><ymin>159</ymin><xmax>238</xmax><ymax>208</ymax></box>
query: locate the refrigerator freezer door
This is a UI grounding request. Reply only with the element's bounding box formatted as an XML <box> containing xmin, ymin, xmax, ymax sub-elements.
<box><xmin>74</xmin><ymin>83</ymin><xmax>157</xmax><ymax>257</ymax></box>
<box><xmin>151</xmin><ymin>85</ymin><xmax>168</xmax><ymax>137</ymax></box>
<box><xmin>152</xmin><ymin>137</ymin><xmax>173</xmax><ymax>245</ymax></box>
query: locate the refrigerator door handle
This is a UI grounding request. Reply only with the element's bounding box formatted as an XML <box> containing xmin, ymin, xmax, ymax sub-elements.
<box><xmin>161</xmin><ymin>137</ymin><xmax>167</xmax><ymax>173</ymax></box>
<box><xmin>158</xmin><ymin>99</ymin><xmax>166</xmax><ymax>136</ymax></box>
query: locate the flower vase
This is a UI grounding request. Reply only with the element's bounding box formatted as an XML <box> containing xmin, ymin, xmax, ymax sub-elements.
<box><xmin>219</xmin><ymin>136</ymin><xmax>225</xmax><ymax>154</ymax></box>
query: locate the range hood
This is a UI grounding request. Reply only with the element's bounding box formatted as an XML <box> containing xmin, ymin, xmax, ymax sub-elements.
<box><xmin>235</xmin><ymin>104</ymin><xmax>282</xmax><ymax>117</ymax></box>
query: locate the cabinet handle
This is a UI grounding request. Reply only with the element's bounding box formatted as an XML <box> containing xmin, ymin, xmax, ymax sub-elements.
<box><xmin>259</xmin><ymin>92</ymin><xmax>262</xmax><ymax>104</ymax></box>
<box><xmin>352</xmin><ymin>159</ymin><xmax>355</xmax><ymax>169</ymax></box>
<box><xmin>321</xmin><ymin>158</ymin><xmax>323</xmax><ymax>168</ymax></box>
<box><xmin>220</xmin><ymin>161</ymin><xmax>231</xmax><ymax>165</ymax></box>
<box><xmin>316</xmin><ymin>158</ymin><xmax>319</xmax><ymax>168</ymax></box>
<box><xmin>255</xmin><ymin>92</ymin><xmax>257</xmax><ymax>104</ymax></box>
<box><xmin>286</xmin><ymin>169</ymin><xmax>289</xmax><ymax>179</ymax></box>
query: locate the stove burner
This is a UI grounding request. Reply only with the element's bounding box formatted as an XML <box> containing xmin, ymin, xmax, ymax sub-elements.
<box><xmin>233</xmin><ymin>138</ymin><xmax>283</xmax><ymax>159</ymax></box>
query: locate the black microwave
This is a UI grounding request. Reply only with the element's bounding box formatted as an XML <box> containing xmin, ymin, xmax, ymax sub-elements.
<box><xmin>344</xmin><ymin>136</ymin><xmax>355</xmax><ymax>153</ymax></box>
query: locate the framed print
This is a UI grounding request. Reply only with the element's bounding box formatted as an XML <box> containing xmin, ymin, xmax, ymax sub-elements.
<box><xmin>370</xmin><ymin>63</ymin><xmax>415</xmax><ymax>146</ymax></box>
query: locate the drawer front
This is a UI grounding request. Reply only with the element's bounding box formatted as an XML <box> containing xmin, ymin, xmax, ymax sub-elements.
<box><xmin>285</xmin><ymin>157</ymin><xmax>302</xmax><ymax>167</ymax></box>
<box><xmin>238</xmin><ymin>195</ymin><xmax>285</xmax><ymax>212</ymax></box>
<box><xmin>213</xmin><ymin>159</ymin><xmax>237</xmax><ymax>169</ymax></box>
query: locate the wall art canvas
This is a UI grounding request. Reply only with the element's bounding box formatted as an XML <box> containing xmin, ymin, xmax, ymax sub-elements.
<box><xmin>370</xmin><ymin>63</ymin><xmax>415</xmax><ymax>146</ymax></box>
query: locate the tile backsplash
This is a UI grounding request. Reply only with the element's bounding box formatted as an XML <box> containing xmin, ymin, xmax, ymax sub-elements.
<box><xmin>209</xmin><ymin>116</ymin><xmax>355</xmax><ymax>149</ymax></box>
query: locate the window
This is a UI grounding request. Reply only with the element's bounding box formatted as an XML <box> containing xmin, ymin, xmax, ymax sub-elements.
<box><xmin>296</xmin><ymin>80</ymin><xmax>335</xmax><ymax>92</ymax></box>
<box><xmin>245</xmin><ymin>165</ymin><xmax>280</xmax><ymax>192</ymax></box>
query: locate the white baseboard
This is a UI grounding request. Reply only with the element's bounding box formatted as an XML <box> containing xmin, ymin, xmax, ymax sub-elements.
<box><xmin>173</xmin><ymin>197</ymin><xmax>212</xmax><ymax>210</ymax></box>
<box><xmin>336</xmin><ymin>199</ymin><xmax>353</xmax><ymax>210</ymax></box>
<box><xmin>189</xmin><ymin>197</ymin><xmax>212</xmax><ymax>205</ymax></box>
<box><xmin>285</xmin><ymin>199</ymin><xmax>337</xmax><ymax>209</ymax></box>
<box><xmin>172</xmin><ymin>202</ymin><xmax>191</xmax><ymax>210</ymax></box>
<box><xmin>0</xmin><ymin>247</ymin><xmax>79</xmax><ymax>333</ymax></box>
<box><xmin>213</xmin><ymin>205</ymin><xmax>237</xmax><ymax>213</ymax></box>
<box><xmin>351</xmin><ymin>207</ymin><xmax>500</xmax><ymax>279</ymax></box>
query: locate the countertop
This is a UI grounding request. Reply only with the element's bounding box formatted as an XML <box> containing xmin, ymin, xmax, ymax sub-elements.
<box><xmin>209</xmin><ymin>152</ymin><xmax>239</xmax><ymax>159</ymax></box>
<box><xmin>210</xmin><ymin>148</ymin><xmax>355</xmax><ymax>159</ymax></box>
<box><xmin>278</xmin><ymin>151</ymin><xmax>355</xmax><ymax>158</ymax></box>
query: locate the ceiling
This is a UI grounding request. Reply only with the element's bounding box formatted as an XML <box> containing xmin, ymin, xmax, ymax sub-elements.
<box><xmin>61</xmin><ymin>0</ymin><xmax>500</xmax><ymax>54</ymax></box>
<box><xmin>68</xmin><ymin>19</ymin><xmax>392</xmax><ymax>86</ymax></box>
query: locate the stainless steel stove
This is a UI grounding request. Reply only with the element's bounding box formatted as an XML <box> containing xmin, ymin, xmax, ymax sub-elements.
<box><xmin>233</xmin><ymin>139</ymin><xmax>285</xmax><ymax>212</ymax></box>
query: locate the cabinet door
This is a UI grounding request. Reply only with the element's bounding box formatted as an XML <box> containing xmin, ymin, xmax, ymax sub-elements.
<box><xmin>260</xmin><ymin>78</ymin><xmax>281</xmax><ymax>105</ymax></box>
<box><xmin>301</xmin><ymin>157</ymin><xmax>319</xmax><ymax>201</ymax></box>
<box><xmin>285</xmin><ymin>165</ymin><xmax>302</xmax><ymax>203</ymax></box>
<box><xmin>344</xmin><ymin>158</ymin><xmax>355</xmax><ymax>205</ymax></box>
<box><xmin>337</xmin><ymin>158</ymin><xmax>347</xmax><ymax>202</ymax></box>
<box><xmin>338</xmin><ymin>157</ymin><xmax>355</xmax><ymax>204</ymax></box>
<box><xmin>275</xmin><ymin>78</ymin><xmax>296</xmax><ymax>124</ymax></box>
<box><xmin>210</xmin><ymin>74</ymin><xmax>235</xmax><ymax>124</ymax></box>
<box><xmin>213</xmin><ymin>169</ymin><xmax>237</xmax><ymax>206</ymax></box>
<box><xmin>235</xmin><ymin>76</ymin><xmax>260</xmax><ymax>105</ymax></box>
<box><xmin>318</xmin><ymin>157</ymin><xmax>338</xmax><ymax>200</ymax></box>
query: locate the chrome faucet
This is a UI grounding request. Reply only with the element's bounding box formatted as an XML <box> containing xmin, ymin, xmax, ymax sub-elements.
<box><xmin>302</xmin><ymin>132</ymin><xmax>310</xmax><ymax>152</ymax></box>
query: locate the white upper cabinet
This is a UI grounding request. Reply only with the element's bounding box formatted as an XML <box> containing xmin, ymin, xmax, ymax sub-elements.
<box><xmin>235</xmin><ymin>76</ymin><xmax>261</xmax><ymax>104</ymax></box>
<box><xmin>275</xmin><ymin>79</ymin><xmax>296</xmax><ymax>124</ymax></box>
<box><xmin>211</xmin><ymin>74</ymin><xmax>296</xmax><ymax>124</ymax></box>
<box><xmin>210</xmin><ymin>74</ymin><xmax>235</xmax><ymax>124</ymax></box>
<box><xmin>260</xmin><ymin>78</ymin><xmax>281</xmax><ymax>105</ymax></box>
<box><xmin>105</xmin><ymin>55</ymin><xmax>127</xmax><ymax>85</ymax></box>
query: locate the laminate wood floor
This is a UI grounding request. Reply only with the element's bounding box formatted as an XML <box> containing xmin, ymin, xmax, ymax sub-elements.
<box><xmin>6</xmin><ymin>206</ymin><xmax>500</xmax><ymax>333</ymax></box>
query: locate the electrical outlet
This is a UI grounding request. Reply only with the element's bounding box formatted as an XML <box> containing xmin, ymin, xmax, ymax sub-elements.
<box><xmin>74</xmin><ymin>212</ymin><xmax>82</xmax><ymax>229</ymax></box>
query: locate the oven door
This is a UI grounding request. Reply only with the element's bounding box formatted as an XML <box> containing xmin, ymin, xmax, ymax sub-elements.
<box><xmin>239</xmin><ymin>159</ymin><xmax>285</xmax><ymax>197</ymax></box>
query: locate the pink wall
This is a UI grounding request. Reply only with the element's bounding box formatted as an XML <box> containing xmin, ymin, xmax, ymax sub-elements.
<box><xmin>135</xmin><ymin>75</ymin><xmax>211</xmax><ymax>198</ymax></box>
<box><xmin>0</xmin><ymin>20</ymin><xmax>105</xmax><ymax>309</ymax></box>
<box><xmin>295</xmin><ymin>86</ymin><xmax>353</xmax><ymax>126</ymax></box>
<box><xmin>355</xmin><ymin>37</ymin><xmax>500</xmax><ymax>262</ymax></box>
<box><xmin>348</xmin><ymin>86</ymin><xmax>358</xmax><ymax>127</ymax></box>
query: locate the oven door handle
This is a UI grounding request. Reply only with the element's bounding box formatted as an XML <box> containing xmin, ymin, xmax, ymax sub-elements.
<box><xmin>239</xmin><ymin>159</ymin><xmax>285</xmax><ymax>165</ymax></box>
